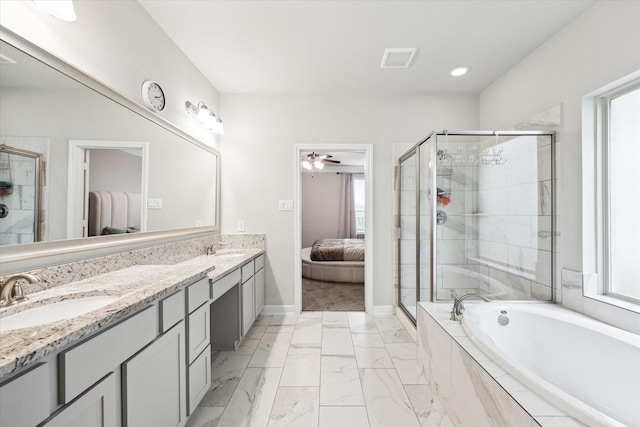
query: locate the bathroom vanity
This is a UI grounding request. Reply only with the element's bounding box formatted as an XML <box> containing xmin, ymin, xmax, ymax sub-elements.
<box><xmin>0</xmin><ymin>249</ymin><xmax>265</xmax><ymax>427</ymax></box>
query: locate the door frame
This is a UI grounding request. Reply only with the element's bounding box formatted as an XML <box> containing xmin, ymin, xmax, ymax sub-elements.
<box><xmin>67</xmin><ymin>140</ymin><xmax>149</xmax><ymax>239</ymax></box>
<box><xmin>293</xmin><ymin>144</ymin><xmax>374</xmax><ymax>313</ymax></box>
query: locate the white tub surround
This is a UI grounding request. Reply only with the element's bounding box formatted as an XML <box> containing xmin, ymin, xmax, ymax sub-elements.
<box><xmin>463</xmin><ymin>303</ymin><xmax>640</xmax><ymax>427</ymax></box>
<box><xmin>417</xmin><ymin>302</ymin><xmax>591</xmax><ymax>427</ymax></box>
<box><xmin>0</xmin><ymin>246</ymin><xmax>264</xmax><ymax>379</ymax></box>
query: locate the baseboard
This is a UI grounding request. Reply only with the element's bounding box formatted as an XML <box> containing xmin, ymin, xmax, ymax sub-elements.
<box><xmin>260</xmin><ymin>305</ymin><xmax>297</xmax><ymax>315</ymax></box>
<box><xmin>372</xmin><ymin>305</ymin><xmax>394</xmax><ymax>316</ymax></box>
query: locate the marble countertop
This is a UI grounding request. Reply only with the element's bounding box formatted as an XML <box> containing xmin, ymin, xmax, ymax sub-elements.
<box><xmin>0</xmin><ymin>249</ymin><xmax>263</xmax><ymax>380</ymax></box>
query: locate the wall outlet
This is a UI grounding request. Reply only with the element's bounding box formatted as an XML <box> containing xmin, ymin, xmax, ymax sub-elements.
<box><xmin>278</xmin><ymin>200</ymin><xmax>293</xmax><ymax>211</ymax></box>
<box><xmin>238</xmin><ymin>220</ymin><xmax>245</xmax><ymax>232</ymax></box>
<box><xmin>148</xmin><ymin>198</ymin><xmax>163</xmax><ymax>209</ymax></box>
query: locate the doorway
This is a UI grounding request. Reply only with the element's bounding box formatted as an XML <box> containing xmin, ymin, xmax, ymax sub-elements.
<box><xmin>67</xmin><ymin>140</ymin><xmax>148</xmax><ymax>239</ymax></box>
<box><xmin>293</xmin><ymin>144</ymin><xmax>374</xmax><ymax>314</ymax></box>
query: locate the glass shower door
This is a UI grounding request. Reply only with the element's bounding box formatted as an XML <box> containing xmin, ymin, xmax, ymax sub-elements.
<box><xmin>398</xmin><ymin>151</ymin><xmax>417</xmax><ymax>319</ymax></box>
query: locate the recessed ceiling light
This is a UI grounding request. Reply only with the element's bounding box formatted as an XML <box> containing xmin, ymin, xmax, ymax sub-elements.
<box><xmin>449</xmin><ymin>66</ymin><xmax>470</xmax><ymax>77</ymax></box>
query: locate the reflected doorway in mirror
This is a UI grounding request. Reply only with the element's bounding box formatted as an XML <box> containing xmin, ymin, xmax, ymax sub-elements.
<box><xmin>67</xmin><ymin>140</ymin><xmax>148</xmax><ymax>239</ymax></box>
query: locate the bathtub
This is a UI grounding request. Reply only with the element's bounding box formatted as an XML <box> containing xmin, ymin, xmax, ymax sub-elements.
<box><xmin>462</xmin><ymin>303</ymin><xmax>640</xmax><ymax>427</ymax></box>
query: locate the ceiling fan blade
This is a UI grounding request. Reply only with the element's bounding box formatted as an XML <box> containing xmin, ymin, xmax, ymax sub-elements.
<box><xmin>322</xmin><ymin>158</ymin><xmax>341</xmax><ymax>164</ymax></box>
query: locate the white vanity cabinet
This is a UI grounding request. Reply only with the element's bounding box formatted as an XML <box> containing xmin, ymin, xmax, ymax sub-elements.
<box><xmin>1</xmin><ymin>252</ymin><xmax>266</xmax><ymax>426</ymax></box>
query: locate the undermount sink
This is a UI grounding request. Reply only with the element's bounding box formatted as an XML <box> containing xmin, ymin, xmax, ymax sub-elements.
<box><xmin>0</xmin><ymin>296</ymin><xmax>118</xmax><ymax>333</ymax></box>
<box><xmin>214</xmin><ymin>253</ymin><xmax>244</xmax><ymax>259</ymax></box>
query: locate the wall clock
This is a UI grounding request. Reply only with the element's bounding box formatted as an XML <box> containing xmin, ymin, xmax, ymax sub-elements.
<box><xmin>141</xmin><ymin>80</ymin><xmax>166</xmax><ymax>112</ymax></box>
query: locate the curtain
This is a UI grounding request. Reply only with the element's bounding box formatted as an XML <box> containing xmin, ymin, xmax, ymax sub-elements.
<box><xmin>338</xmin><ymin>173</ymin><xmax>356</xmax><ymax>238</ymax></box>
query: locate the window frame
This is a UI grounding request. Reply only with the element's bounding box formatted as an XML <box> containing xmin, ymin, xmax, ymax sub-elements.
<box><xmin>597</xmin><ymin>80</ymin><xmax>640</xmax><ymax>305</ymax></box>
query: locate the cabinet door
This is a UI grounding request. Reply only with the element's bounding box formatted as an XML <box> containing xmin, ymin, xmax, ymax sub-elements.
<box><xmin>41</xmin><ymin>373</ymin><xmax>116</xmax><ymax>427</ymax></box>
<box><xmin>254</xmin><ymin>268</ymin><xmax>265</xmax><ymax>316</ymax></box>
<box><xmin>187</xmin><ymin>303</ymin><xmax>210</xmax><ymax>365</ymax></box>
<box><xmin>242</xmin><ymin>276</ymin><xmax>255</xmax><ymax>335</ymax></box>
<box><xmin>122</xmin><ymin>322</ymin><xmax>187</xmax><ymax>427</ymax></box>
<box><xmin>0</xmin><ymin>363</ymin><xmax>49</xmax><ymax>427</ymax></box>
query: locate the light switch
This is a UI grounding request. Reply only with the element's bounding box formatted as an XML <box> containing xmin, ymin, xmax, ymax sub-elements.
<box><xmin>238</xmin><ymin>220</ymin><xmax>245</xmax><ymax>232</ymax></box>
<box><xmin>148</xmin><ymin>198</ymin><xmax>163</xmax><ymax>209</ymax></box>
<box><xmin>279</xmin><ymin>200</ymin><xmax>293</xmax><ymax>211</ymax></box>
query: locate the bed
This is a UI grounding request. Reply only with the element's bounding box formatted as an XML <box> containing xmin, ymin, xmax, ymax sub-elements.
<box><xmin>302</xmin><ymin>239</ymin><xmax>365</xmax><ymax>283</ymax></box>
<box><xmin>88</xmin><ymin>191</ymin><xmax>141</xmax><ymax>236</ymax></box>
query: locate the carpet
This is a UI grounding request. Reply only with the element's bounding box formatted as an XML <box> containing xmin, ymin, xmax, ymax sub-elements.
<box><xmin>302</xmin><ymin>277</ymin><xmax>364</xmax><ymax>311</ymax></box>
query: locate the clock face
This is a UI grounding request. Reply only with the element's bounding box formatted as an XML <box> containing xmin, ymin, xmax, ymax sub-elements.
<box><xmin>141</xmin><ymin>80</ymin><xmax>166</xmax><ymax>112</ymax></box>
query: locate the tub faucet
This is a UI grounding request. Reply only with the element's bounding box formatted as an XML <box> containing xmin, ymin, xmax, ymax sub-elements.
<box><xmin>450</xmin><ymin>293</ymin><xmax>491</xmax><ymax>321</ymax></box>
<box><xmin>0</xmin><ymin>273</ymin><xmax>40</xmax><ymax>307</ymax></box>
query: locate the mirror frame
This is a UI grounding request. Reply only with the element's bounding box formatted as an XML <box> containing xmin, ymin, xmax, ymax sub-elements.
<box><xmin>0</xmin><ymin>27</ymin><xmax>221</xmax><ymax>268</ymax></box>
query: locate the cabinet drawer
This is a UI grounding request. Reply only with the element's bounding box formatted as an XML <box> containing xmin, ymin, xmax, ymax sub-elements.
<box><xmin>187</xmin><ymin>303</ymin><xmax>210</xmax><ymax>365</ymax></box>
<box><xmin>212</xmin><ymin>269</ymin><xmax>241</xmax><ymax>301</ymax></box>
<box><xmin>187</xmin><ymin>277</ymin><xmax>210</xmax><ymax>313</ymax></box>
<box><xmin>241</xmin><ymin>261</ymin><xmax>254</xmax><ymax>283</ymax></box>
<box><xmin>254</xmin><ymin>254</ymin><xmax>265</xmax><ymax>272</ymax></box>
<box><xmin>188</xmin><ymin>345</ymin><xmax>211</xmax><ymax>415</ymax></box>
<box><xmin>160</xmin><ymin>290</ymin><xmax>185</xmax><ymax>333</ymax></box>
<box><xmin>0</xmin><ymin>363</ymin><xmax>49</xmax><ymax>427</ymax></box>
<box><xmin>59</xmin><ymin>306</ymin><xmax>158</xmax><ymax>404</ymax></box>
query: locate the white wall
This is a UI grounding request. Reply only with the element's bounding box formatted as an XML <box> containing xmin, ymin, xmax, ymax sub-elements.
<box><xmin>0</xmin><ymin>0</ymin><xmax>220</xmax><ymax>149</ymax></box>
<box><xmin>301</xmin><ymin>173</ymin><xmax>343</xmax><ymax>248</ymax></box>
<box><xmin>220</xmin><ymin>94</ymin><xmax>478</xmax><ymax>309</ymax></box>
<box><xmin>89</xmin><ymin>150</ymin><xmax>142</xmax><ymax>195</ymax></box>
<box><xmin>479</xmin><ymin>0</ymin><xmax>640</xmax><ymax>332</ymax></box>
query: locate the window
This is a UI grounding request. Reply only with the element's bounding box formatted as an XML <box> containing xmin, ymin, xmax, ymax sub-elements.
<box><xmin>600</xmin><ymin>82</ymin><xmax>640</xmax><ymax>303</ymax></box>
<box><xmin>353</xmin><ymin>175</ymin><xmax>365</xmax><ymax>235</ymax></box>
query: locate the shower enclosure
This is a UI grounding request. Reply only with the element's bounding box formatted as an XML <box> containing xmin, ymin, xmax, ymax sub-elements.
<box><xmin>397</xmin><ymin>131</ymin><xmax>555</xmax><ymax>323</ymax></box>
<box><xmin>0</xmin><ymin>144</ymin><xmax>43</xmax><ymax>245</ymax></box>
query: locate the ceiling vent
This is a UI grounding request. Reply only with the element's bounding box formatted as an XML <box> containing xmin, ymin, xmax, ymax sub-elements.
<box><xmin>0</xmin><ymin>54</ymin><xmax>17</xmax><ymax>65</ymax></box>
<box><xmin>380</xmin><ymin>48</ymin><xmax>417</xmax><ymax>69</ymax></box>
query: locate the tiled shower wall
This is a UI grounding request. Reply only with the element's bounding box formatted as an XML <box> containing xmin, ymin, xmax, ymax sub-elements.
<box><xmin>436</xmin><ymin>135</ymin><xmax>553</xmax><ymax>301</ymax></box>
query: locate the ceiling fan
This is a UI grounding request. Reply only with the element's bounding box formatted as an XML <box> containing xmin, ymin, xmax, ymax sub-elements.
<box><xmin>301</xmin><ymin>152</ymin><xmax>341</xmax><ymax>170</ymax></box>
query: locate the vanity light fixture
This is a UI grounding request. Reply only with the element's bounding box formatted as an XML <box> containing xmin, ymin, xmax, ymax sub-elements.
<box><xmin>33</xmin><ymin>0</ymin><xmax>77</xmax><ymax>22</ymax></box>
<box><xmin>185</xmin><ymin>101</ymin><xmax>224</xmax><ymax>134</ymax></box>
<box><xmin>449</xmin><ymin>66</ymin><xmax>470</xmax><ymax>77</ymax></box>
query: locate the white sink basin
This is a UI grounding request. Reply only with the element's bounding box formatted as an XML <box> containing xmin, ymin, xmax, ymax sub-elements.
<box><xmin>0</xmin><ymin>296</ymin><xmax>118</xmax><ymax>333</ymax></box>
<box><xmin>214</xmin><ymin>253</ymin><xmax>244</xmax><ymax>259</ymax></box>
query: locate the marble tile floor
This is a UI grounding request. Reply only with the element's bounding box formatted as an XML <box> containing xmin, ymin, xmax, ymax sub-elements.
<box><xmin>186</xmin><ymin>311</ymin><xmax>454</xmax><ymax>427</ymax></box>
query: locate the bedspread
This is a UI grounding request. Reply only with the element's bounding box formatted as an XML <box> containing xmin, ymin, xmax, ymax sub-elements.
<box><xmin>310</xmin><ymin>239</ymin><xmax>365</xmax><ymax>261</ymax></box>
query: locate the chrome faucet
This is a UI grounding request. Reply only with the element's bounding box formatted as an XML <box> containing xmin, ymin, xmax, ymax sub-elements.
<box><xmin>205</xmin><ymin>241</ymin><xmax>225</xmax><ymax>255</ymax></box>
<box><xmin>0</xmin><ymin>273</ymin><xmax>40</xmax><ymax>307</ymax></box>
<box><xmin>450</xmin><ymin>293</ymin><xmax>491</xmax><ymax>321</ymax></box>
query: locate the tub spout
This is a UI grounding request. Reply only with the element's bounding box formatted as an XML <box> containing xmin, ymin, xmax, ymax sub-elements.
<box><xmin>450</xmin><ymin>293</ymin><xmax>490</xmax><ymax>321</ymax></box>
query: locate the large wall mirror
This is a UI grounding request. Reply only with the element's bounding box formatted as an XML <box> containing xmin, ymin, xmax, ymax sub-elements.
<box><xmin>0</xmin><ymin>30</ymin><xmax>220</xmax><ymax>270</ymax></box>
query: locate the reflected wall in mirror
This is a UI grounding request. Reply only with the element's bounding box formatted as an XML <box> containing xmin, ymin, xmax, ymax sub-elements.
<box><xmin>0</xmin><ymin>37</ymin><xmax>220</xmax><ymax>250</ymax></box>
